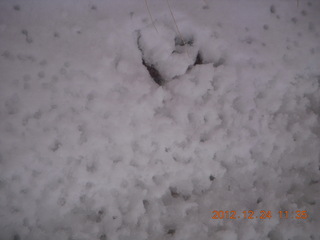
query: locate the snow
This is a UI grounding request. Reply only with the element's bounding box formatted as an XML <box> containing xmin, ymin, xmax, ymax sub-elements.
<box><xmin>0</xmin><ymin>0</ymin><xmax>319</xmax><ymax>239</ymax></box>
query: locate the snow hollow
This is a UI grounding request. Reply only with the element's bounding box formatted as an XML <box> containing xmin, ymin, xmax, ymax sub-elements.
<box><xmin>0</xmin><ymin>0</ymin><xmax>319</xmax><ymax>239</ymax></box>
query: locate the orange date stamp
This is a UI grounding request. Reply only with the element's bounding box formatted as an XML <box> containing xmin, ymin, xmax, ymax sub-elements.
<box><xmin>211</xmin><ymin>210</ymin><xmax>308</xmax><ymax>220</ymax></box>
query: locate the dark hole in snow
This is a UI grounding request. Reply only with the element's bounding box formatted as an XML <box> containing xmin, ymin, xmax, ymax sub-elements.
<box><xmin>99</xmin><ymin>234</ymin><xmax>107</xmax><ymax>240</ymax></box>
<box><xmin>174</xmin><ymin>36</ymin><xmax>193</xmax><ymax>46</ymax></box>
<box><xmin>136</xmin><ymin>30</ymin><xmax>165</xmax><ymax>86</ymax></box>
<box><xmin>194</xmin><ymin>52</ymin><xmax>203</xmax><ymax>65</ymax></box>
<box><xmin>209</xmin><ymin>175</ymin><xmax>215</xmax><ymax>181</ymax></box>
<box><xmin>170</xmin><ymin>187</ymin><xmax>179</xmax><ymax>198</ymax></box>
<box><xmin>143</xmin><ymin>199</ymin><xmax>149</xmax><ymax>209</ymax></box>
<box><xmin>98</xmin><ymin>209</ymin><xmax>104</xmax><ymax>216</ymax></box>
<box><xmin>257</xmin><ymin>197</ymin><xmax>263</xmax><ymax>204</ymax></box>
<box><xmin>167</xmin><ymin>229</ymin><xmax>176</xmax><ymax>235</ymax></box>
<box><xmin>142</xmin><ymin>59</ymin><xmax>165</xmax><ymax>86</ymax></box>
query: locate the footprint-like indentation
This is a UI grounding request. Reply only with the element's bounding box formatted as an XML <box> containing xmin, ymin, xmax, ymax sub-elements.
<box><xmin>136</xmin><ymin>22</ymin><xmax>222</xmax><ymax>86</ymax></box>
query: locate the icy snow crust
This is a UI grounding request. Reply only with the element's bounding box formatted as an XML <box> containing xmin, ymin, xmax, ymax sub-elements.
<box><xmin>0</xmin><ymin>0</ymin><xmax>319</xmax><ymax>239</ymax></box>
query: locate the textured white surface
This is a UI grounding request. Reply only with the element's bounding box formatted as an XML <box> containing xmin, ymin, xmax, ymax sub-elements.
<box><xmin>0</xmin><ymin>0</ymin><xmax>319</xmax><ymax>239</ymax></box>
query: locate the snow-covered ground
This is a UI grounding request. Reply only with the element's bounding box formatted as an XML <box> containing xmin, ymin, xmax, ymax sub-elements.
<box><xmin>0</xmin><ymin>0</ymin><xmax>319</xmax><ymax>239</ymax></box>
